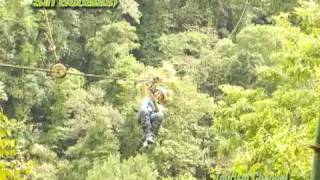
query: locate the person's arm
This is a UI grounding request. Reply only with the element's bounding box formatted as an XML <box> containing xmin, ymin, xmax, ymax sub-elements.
<box><xmin>154</xmin><ymin>102</ymin><xmax>164</xmax><ymax>114</ymax></box>
<box><xmin>153</xmin><ymin>100</ymin><xmax>163</xmax><ymax>112</ymax></box>
<box><xmin>153</xmin><ymin>100</ymin><xmax>159</xmax><ymax>112</ymax></box>
<box><xmin>141</xmin><ymin>82</ymin><xmax>151</xmax><ymax>98</ymax></box>
<box><xmin>140</xmin><ymin>82</ymin><xmax>152</xmax><ymax>110</ymax></box>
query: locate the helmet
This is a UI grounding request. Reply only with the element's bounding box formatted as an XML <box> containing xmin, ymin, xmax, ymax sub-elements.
<box><xmin>155</xmin><ymin>87</ymin><xmax>169</xmax><ymax>101</ymax></box>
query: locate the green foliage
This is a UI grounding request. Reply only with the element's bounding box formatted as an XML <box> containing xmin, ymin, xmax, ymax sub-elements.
<box><xmin>42</xmin><ymin>74</ymin><xmax>123</xmax><ymax>179</ymax></box>
<box><xmin>87</xmin><ymin>154</ymin><xmax>158</xmax><ymax>180</ymax></box>
<box><xmin>0</xmin><ymin>0</ymin><xmax>39</xmax><ymax>65</ymax></box>
<box><xmin>250</xmin><ymin>0</ymin><xmax>298</xmax><ymax>15</ymax></box>
<box><xmin>159</xmin><ymin>32</ymin><xmax>213</xmax><ymax>58</ymax></box>
<box><xmin>212</xmin><ymin>86</ymin><xmax>315</xmax><ymax>179</ymax></box>
<box><xmin>118</xmin><ymin>0</ymin><xmax>142</xmax><ymax>24</ymax></box>
<box><xmin>30</xmin><ymin>144</ymin><xmax>71</xmax><ymax>180</ymax></box>
<box><xmin>147</xmin><ymin>77</ymin><xmax>215</xmax><ymax>179</ymax></box>
<box><xmin>211</xmin><ymin>4</ymin><xmax>320</xmax><ymax>179</ymax></box>
<box><xmin>193</xmin><ymin>38</ymin><xmax>238</xmax><ymax>97</ymax></box>
<box><xmin>0</xmin><ymin>113</ymin><xmax>31</xmax><ymax>179</ymax></box>
<box><xmin>98</xmin><ymin>55</ymin><xmax>144</xmax><ymax>108</ymax></box>
<box><xmin>86</xmin><ymin>21</ymin><xmax>140</xmax><ymax>74</ymax></box>
<box><xmin>294</xmin><ymin>1</ymin><xmax>320</xmax><ymax>36</ymax></box>
<box><xmin>0</xmin><ymin>1</ymin><xmax>319</xmax><ymax>180</ymax></box>
<box><xmin>235</xmin><ymin>25</ymin><xmax>287</xmax><ymax>65</ymax></box>
<box><xmin>158</xmin><ymin>25</ymin><xmax>290</xmax><ymax>98</ymax></box>
<box><xmin>136</xmin><ymin>0</ymin><xmax>216</xmax><ymax>66</ymax></box>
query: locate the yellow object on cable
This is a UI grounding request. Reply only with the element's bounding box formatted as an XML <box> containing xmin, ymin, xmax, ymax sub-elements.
<box><xmin>51</xmin><ymin>63</ymin><xmax>68</xmax><ymax>78</ymax></box>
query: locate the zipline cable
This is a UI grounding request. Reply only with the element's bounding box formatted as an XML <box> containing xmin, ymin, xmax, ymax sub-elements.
<box><xmin>0</xmin><ymin>62</ymin><xmax>151</xmax><ymax>82</ymax></box>
<box><xmin>229</xmin><ymin>0</ymin><xmax>249</xmax><ymax>38</ymax></box>
<box><xmin>0</xmin><ymin>63</ymin><xmax>53</xmax><ymax>73</ymax></box>
<box><xmin>44</xmin><ymin>10</ymin><xmax>59</xmax><ymax>62</ymax></box>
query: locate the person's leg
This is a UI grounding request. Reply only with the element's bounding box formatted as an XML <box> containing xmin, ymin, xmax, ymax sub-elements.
<box><xmin>139</xmin><ymin>109</ymin><xmax>153</xmax><ymax>139</ymax></box>
<box><xmin>150</xmin><ymin>112</ymin><xmax>164</xmax><ymax>137</ymax></box>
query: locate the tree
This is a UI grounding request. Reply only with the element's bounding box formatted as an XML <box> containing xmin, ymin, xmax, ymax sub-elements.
<box><xmin>147</xmin><ymin>74</ymin><xmax>215</xmax><ymax>179</ymax></box>
<box><xmin>0</xmin><ymin>0</ymin><xmax>319</xmax><ymax>179</ymax></box>
<box><xmin>86</xmin><ymin>21</ymin><xmax>140</xmax><ymax>75</ymax></box>
<box><xmin>40</xmin><ymin>71</ymin><xmax>123</xmax><ymax>179</ymax></box>
<box><xmin>211</xmin><ymin>2</ymin><xmax>320</xmax><ymax>179</ymax></box>
<box><xmin>0</xmin><ymin>113</ymin><xmax>31</xmax><ymax>179</ymax></box>
<box><xmin>87</xmin><ymin>154</ymin><xmax>158</xmax><ymax>180</ymax></box>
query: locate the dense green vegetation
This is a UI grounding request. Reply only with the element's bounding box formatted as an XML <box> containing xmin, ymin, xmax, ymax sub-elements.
<box><xmin>0</xmin><ymin>0</ymin><xmax>319</xmax><ymax>179</ymax></box>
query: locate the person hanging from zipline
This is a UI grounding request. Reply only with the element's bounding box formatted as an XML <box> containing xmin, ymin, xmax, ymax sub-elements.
<box><xmin>138</xmin><ymin>78</ymin><xmax>169</xmax><ymax>147</ymax></box>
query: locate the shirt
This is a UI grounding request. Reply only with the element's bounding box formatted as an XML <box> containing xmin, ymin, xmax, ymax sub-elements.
<box><xmin>140</xmin><ymin>97</ymin><xmax>164</xmax><ymax>114</ymax></box>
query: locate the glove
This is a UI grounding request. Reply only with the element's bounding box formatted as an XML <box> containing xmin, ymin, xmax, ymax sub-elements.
<box><xmin>152</xmin><ymin>77</ymin><xmax>160</xmax><ymax>83</ymax></box>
